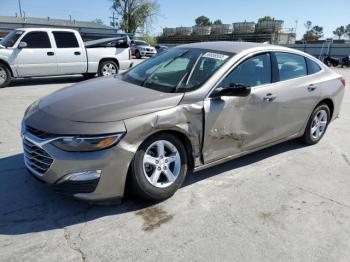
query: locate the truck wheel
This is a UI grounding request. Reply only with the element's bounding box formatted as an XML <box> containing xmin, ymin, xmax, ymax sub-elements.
<box><xmin>0</xmin><ymin>64</ymin><xmax>11</xmax><ymax>88</ymax></box>
<box><xmin>135</xmin><ymin>50</ymin><xmax>142</xmax><ymax>59</ymax></box>
<box><xmin>98</xmin><ymin>60</ymin><xmax>119</xmax><ymax>77</ymax></box>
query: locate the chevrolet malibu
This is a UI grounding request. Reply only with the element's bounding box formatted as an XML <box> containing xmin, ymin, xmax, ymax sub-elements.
<box><xmin>22</xmin><ymin>42</ymin><xmax>345</xmax><ymax>203</ymax></box>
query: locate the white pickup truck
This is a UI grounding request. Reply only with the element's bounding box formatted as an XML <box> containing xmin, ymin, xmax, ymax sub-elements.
<box><xmin>0</xmin><ymin>28</ymin><xmax>133</xmax><ymax>88</ymax></box>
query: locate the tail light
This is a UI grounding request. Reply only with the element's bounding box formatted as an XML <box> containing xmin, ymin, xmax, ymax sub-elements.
<box><xmin>341</xmin><ymin>77</ymin><xmax>346</xmax><ymax>87</ymax></box>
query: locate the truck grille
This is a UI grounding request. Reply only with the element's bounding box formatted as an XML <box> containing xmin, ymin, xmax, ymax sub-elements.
<box><xmin>23</xmin><ymin>138</ymin><xmax>53</xmax><ymax>175</ymax></box>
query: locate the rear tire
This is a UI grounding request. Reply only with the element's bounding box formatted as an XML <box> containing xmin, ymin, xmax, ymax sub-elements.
<box><xmin>98</xmin><ymin>60</ymin><xmax>119</xmax><ymax>77</ymax></box>
<box><xmin>0</xmin><ymin>64</ymin><xmax>11</xmax><ymax>88</ymax></box>
<box><xmin>301</xmin><ymin>104</ymin><xmax>330</xmax><ymax>145</ymax></box>
<box><xmin>129</xmin><ymin>133</ymin><xmax>188</xmax><ymax>200</ymax></box>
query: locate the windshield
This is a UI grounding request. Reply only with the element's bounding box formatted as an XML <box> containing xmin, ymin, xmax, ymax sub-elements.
<box><xmin>0</xmin><ymin>30</ymin><xmax>24</xmax><ymax>47</ymax></box>
<box><xmin>135</xmin><ymin>40</ymin><xmax>149</xmax><ymax>46</ymax></box>
<box><xmin>122</xmin><ymin>48</ymin><xmax>232</xmax><ymax>93</ymax></box>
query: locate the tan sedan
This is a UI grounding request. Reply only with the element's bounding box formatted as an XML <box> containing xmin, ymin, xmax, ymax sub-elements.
<box><xmin>22</xmin><ymin>42</ymin><xmax>345</xmax><ymax>203</ymax></box>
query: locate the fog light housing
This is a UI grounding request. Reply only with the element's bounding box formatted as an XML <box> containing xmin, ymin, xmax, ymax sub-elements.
<box><xmin>63</xmin><ymin>170</ymin><xmax>101</xmax><ymax>182</ymax></box>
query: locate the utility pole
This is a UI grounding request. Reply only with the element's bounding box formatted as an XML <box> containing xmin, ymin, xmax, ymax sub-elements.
<box><xmin>18</xmin><ymin>0</ymin><xmax>23</xmax><ymax>17</ymax></box>
<box><xmin>109</xmin><ymin>12</ymin><xmax>117</xmax><ymax>28</ymax></box>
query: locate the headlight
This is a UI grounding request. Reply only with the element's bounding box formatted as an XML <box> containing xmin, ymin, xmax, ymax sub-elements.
<box><xmin>51</xmin><ymin>133</ymin><xmax>125</xmax><ymax>152</ymax></box>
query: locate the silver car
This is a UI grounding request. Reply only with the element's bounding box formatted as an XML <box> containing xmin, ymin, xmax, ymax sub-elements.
<box><xmin>130</xmin><ymin>40</ymin><xmax>157</xmax><ymax>59</ymax></box>
<box><xmin>22</xmin><ymin>42</ymin><xmax>345</xmax><ymax>203</ymax></box>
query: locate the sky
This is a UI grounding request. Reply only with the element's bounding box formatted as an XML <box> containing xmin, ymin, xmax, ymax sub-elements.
<box><xmin>1</xmin><ymin>0</ymin><xmax>349</xmax><ymax>39</ymax></box>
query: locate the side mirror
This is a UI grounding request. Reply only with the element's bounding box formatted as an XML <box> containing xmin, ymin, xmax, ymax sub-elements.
<box><xmin>212</xmin><ymin>83</ymin><xmax>251</xmax><ymax>98</ymax></box>
<box><xmin>18</xmin><ymin>41</ymin><xmax>27</xmax><ymax>49</ymax></box>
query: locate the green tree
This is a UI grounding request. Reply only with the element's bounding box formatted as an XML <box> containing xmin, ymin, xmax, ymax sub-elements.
<box><xmin>333</xmin><ymin>26</ymin><xmax>345</xmax><ymax>39</ymax></box>
<box><xmin>304</xmin><ymin>21</ymin><xmax>312</xmax><ymax>30</ymax></box>
<box><xmin>311</xmin><ymin>25</ymin><xmax>324</xmax><ymax>39</ymax></box>
<box><xmin>302</xmin><ymin>21</ymin><xmax>324</xmax><ymax>41</ymax></box>
<box><xmin>258</xmin><ymin>16</ymin><xmax>274</xmax><ymax>23</ymax></box>
<box><xmin>111</xmin><ymin>0</ymin><xmax>160</xmax><ymax>33</ymax></box>
<box><xmin>195</xmin><ymin>16</ymin><xmax>211</xmax><ymax>26</ymax></box>
<box><xmin>346</xmin><ymin>24</ymin><xmax>350</xmax><ymax>39</ymax></box>
<box><xmin>213</xmin><ymin>19</ymin><xmax>223</xmax><ymax>25</ymax></box>
<box><xmin>92</xmin><ymin>19</ymin><xmax>104</xmax><ymax>25</ymax></box>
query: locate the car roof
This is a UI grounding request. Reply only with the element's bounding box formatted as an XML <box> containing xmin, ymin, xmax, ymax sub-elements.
<box><xmin>15</xmin><ymin>28</ymin><xmax>78</xmax><ymax>33</ymax></box>
<box><xmin>177</xmin><ymin>41</ymin><xmax>288</xmax><ymax>54</ymax></box>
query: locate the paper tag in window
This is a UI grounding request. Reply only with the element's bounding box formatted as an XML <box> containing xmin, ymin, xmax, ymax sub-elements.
<box><xmin>203</xmin><ymin>52</ymin><xmax>229</xmax><ymax>61</ymax></box>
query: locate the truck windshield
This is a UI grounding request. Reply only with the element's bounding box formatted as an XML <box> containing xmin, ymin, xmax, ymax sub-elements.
<box><xmin>122</xmin><ymin>48</ymin><xmax>232</xmax><ymax>93</ymax></box>
<box><xmin>0</xmin><ymin>30</ymin><xmax>24</xmax><ymax>47</ymax></box>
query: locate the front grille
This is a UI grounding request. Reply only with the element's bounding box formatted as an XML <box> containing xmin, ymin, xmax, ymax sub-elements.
<box><xmin>23</xmin><ymin>138</ymin><xmax>53</xmax><ymax>175</ymax></box>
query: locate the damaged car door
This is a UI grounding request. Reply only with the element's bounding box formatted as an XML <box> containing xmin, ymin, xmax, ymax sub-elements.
<box><xmin>202</xmin><ymin>52</ymin><xmax>279</xmax><ymax>163</ymax></box>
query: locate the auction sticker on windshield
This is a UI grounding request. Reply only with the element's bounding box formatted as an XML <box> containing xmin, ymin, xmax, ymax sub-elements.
<box><xmin>203</xmin><ymin>52</ymin><xmax>229</xmax><ymax>61</ymax></box>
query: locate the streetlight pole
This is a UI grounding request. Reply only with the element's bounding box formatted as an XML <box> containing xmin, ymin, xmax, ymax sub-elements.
<box><xmin>18</xmin><ymin>0</ymin><xmax>23</xmax><ymax>17</ymax></box>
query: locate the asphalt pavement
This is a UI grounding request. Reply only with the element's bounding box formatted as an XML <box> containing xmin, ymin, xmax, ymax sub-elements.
<box><xmin>0</xmin><ymin>65</ymin><xmax>349</xmax><ymax>262</ymax></box>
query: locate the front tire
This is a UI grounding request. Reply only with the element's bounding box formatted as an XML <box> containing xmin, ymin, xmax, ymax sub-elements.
<box><xmin>301</xmin><ymin>104</ymin><xmax>330</xmax><ymax>145</ymax></box>
<box><xmin>0</xmin><ymin>64</ymin><xmax>11</xmax><ymax>88</ymax></box>
<box><xmin>98</xmin><ymin>60</ymin><xmax>119</xmax><ymax>77</ymax></box>
<box><xmin>129</xmin><ymin>133</ymin><xmax>188</xmax><ymax>200</ymax></box>
<box><xmin>135</xmin><ymin>50</ymin><xmax>142</xmax><ymax>59</ymax></box>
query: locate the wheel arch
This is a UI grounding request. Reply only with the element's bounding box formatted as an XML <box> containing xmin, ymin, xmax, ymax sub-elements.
<box><xmin>137</xmin><ymin>129</ymin><xmax>195</xmax><ymax>171</ymax></box>
<box><xmin>0</xmin><ymin>59</ymin><xmax>14</xmax><ymax>77</ymax></box>
<box><xmin>124</xmin><ymin>128</ymin><xmax>196</xmax><ymax>196</ymax></box>
<box><xmin>316</xmin><ymin>98</ymin><xmax>334</xmax><ymax>120</ymax></box>
<box><xmin>98</xmin><ymin>58</ymin><xmax>120</xmax><ymax>70</ymax></box>
<box><xmin>301</xmin><ymin>97</ymin><xmax>335</xmax><ymax>137</ymax></box>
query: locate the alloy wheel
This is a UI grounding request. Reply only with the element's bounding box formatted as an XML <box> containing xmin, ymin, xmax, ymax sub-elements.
<box><xmin>0</xmin><ymin>66</ymin><xmax>7</xmax><ymax>85</ymax></box>
<box><xmin>101</xmin><ymin>63</ymin><xmax>117</xmax><ymax>76</ymax></box>
<box><xmin>142</xmin><ymin>140</ymin><xmax>181</xmax><ymax>188</ymax></box>
<box><xmin>310</xmin><ymin>109</ymin><xmax>328</xmax><ymax>140</ymax></box>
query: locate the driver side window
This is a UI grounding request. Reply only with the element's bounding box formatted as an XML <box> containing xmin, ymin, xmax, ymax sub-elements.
<box><xmin>222</xmin><ymin>53</ymin><xmax>271</xmax><ymax>88</ymax></box>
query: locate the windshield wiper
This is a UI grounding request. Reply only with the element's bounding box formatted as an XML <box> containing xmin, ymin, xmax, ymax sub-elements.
<box><xmin>141</xmin><ymin>50</ymin><xmax>190</xmax><ymax>87</ymax></box>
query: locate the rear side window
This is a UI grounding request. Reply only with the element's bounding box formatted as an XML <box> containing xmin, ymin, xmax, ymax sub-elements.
<box><xmin>306</xmin><ymin>58</ymin><xmax>322</xmax><ymax>75</ymax></box>
<box><xmin>275</xmin><ymin>52</ymin><xmax>307</xmax><ymax>81</ymax></box>
<box><xmin>53</xmin><ymin>32</ymin><xmax>79</xmax><ymax>48</ymax></box>
<box><xmin>222</xmin><ymin>53</ymin><xmax>271</xmax><ymax>88</ymax></box>
<box><xmin>21</xmin><ymin>32</ymin><xmax>51</xmax><ymax>48</ymax></box>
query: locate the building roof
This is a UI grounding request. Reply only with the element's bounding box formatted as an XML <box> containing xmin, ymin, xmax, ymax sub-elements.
<box><xmin>0</xmin><ymin>15</ymin><xmax>111</xmax><ymax>30</ymax></box>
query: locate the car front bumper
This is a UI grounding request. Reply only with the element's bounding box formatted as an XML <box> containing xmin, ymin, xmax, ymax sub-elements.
<box><xmin>140</xmin><ymin>51</ymin><xmax>157</xmax><ymax>57</ymax></box>
<box><xmin>22</xmin><ymin>130</ymin><xmax>134</xmax><ymax>203</ymax></box>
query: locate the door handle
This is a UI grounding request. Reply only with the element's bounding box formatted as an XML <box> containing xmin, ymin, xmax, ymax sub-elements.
<box><xmin>47</xmin><ymin>52</ymin><xmax>55</xmax><ymax>56</ymax></box>
<box><xmin>308</xmin><ymin>84</ymin><xmax>317</xmax><ymax>92</ymax></box>
<box><xmin>263</xmin><ymin>93</ymin><xmax>277</xmax><ymax>102</ymax></box>
<box><xmin>74</xmin><ymin>51</ymin><xmax>81</xmax><ymax>55</ymax></box>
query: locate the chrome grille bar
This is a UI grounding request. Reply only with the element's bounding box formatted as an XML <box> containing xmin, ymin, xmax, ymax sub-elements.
<box><xmin>22</xmin><ymin>136</ymin><xmax>53</xmax><ymax>176</ymax></box>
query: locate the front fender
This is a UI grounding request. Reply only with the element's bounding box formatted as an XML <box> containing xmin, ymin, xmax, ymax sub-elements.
<box><xmin>120</xmin><ymin>102</ymin><xmax>204</xmax><ymax>166</ymax></box>
<box><xmin>0</xmin><ymin>55</ymin><xmax>16</xmax><ymax>77</ymax></box>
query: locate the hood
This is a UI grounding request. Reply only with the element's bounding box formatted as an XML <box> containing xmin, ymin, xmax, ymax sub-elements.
<box><xmin>139</xmin><ymin>45</ymin><xmax>155</xmax><ymax>49</ymax></box>
<box><xmin>38</xmin><ymin>76</ymin><xmax>184</xmax><ymax>123</ymax></box>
